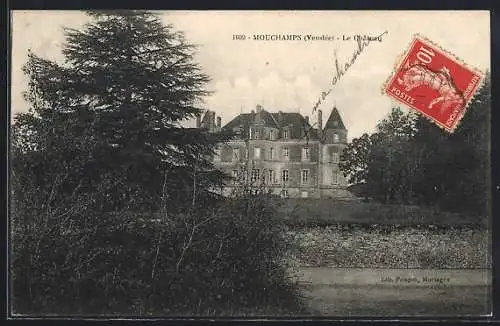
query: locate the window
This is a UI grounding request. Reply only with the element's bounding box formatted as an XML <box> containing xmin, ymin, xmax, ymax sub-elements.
<box><xmin>244</xmin><ymin>148</ymin><xmax>249</xmax><ymax>160</ymax></box>
<box><xmin>333</xmin><ymin>133</ymin><xmax>339</xmax><ymax>143</ymax></box>
<box><xmin>301</xmin><ymin>191</ymin><xmax>309</xmax><ymax>198</ymax></box>
<box><xmin>283</xmin><ymin>129</ymin><xmax>289</xmax><ymax>139</ymax></box>
<box><xmin>232</xmin><ymin>148</ymin><xmax>240</xmax><ymax>161</ymax></box>
<box><xmin>283</xmin><ymin>147</ymin><xmax>289</xmax><ymax>159</ymax></box>
<box><xmin>232</xmin><ymin>169</ymin><xmax>239</xmax><ymax>180</ymax></box>
<box><xmin>331</xmin><ymin>152</ymin><xmax>340</xmax><ymax>163</ymax></box>
<box><xmin>301</xmin><ymin>169</ymin><xmax>309</xmax><ymax>184</ymax></box>
<box><xmin>282</xmin><ymin>169</ymin><xmax>289</xmax><ymax>183</ymax></box>
<box><xmin>302</xmin><ymin>147</ymin><xmax>310</xmax><ymax>161</ymax></box>
<box><xmin>269</xmin><ymin>170</ymin><xmax>277</xmax><ymax>184</ymax></box>
<box><xmin>269</xmin><ymin>148</ymin><xmax>275</xmax><ymax>160</ymax></box>
<box><xmin>270</xmin><ymin>129</ymin><xmax>276</xmax><ymax>140</ymax></box>
<box><xmin>254</xmin><ymin>147</ymin><xmax>261</xmax><ymax>159</ymax></box>
<box><xmin>332</xmin><ymin>171</ymin><xmax>339</xmax><ymax>185</ymax></box>
<box><xmin>281</xmin><ymin>189</ymin><xmax>289</xmax><ymax>198</ymax></box>
<box><xmin>249</xmin><ymin>128</ymin><xmax>254</xmax><ymax>139</ymax></box>
<box><xmin>251</xmin><ymin>169</ymin><xmax>260</xmax><ymax>183</ymax></box>
<box><xmin>233</xmin><ymin>127</ymin><xmax>241</xmax><ymax>135</ymax></box>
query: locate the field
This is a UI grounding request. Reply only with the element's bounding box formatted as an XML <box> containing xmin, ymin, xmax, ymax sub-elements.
<box><xmin>278</xmin><ymin>198</ymin><xmax>488</xmax><ymax>227</ymax></box>
<box><xmin>289</xmin><ymin>225</ymin><xmax>490</xmax><ymax>269</ymax></box>
<box><xmin>276</xmin><ymin>198</ymin><xmax>491</xmax><ymax>316</ymax></box>
<box><xmin>293</xmin><ymin>267</ymin><xmax>491</xmax><ymax>316</ymax></box>
<box><xmin>300</xmin><ymin>283</ymin><xmax>490</xmax><ymax>316</ymax></box>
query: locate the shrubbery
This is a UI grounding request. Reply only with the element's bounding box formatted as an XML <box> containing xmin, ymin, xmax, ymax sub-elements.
<box><xmin>10</xmin><ymin>11</ymin><xmax>306</xmax><ymax>316</ymax></box>
<box><xmin>291</xmin><ymin>224</ymin><xmax>489</xmax><ymax>269</ymax></box>
<box><xmin>11</xmin><ymin>192</ymin><xmax>305</xmax><ymax>316</ymax></box>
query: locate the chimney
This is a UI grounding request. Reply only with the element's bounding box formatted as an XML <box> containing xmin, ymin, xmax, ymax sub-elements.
<box><xmin>318</xmin><ymin>109</ymin><xmax>323</xmax><ymax>139</ymax></box>
<box><xmin>211</xmin><ymin>111</ymin><xmax>216</xmax><ymax>130</ymax></box>
<box><xmin>216</xmin><ymin>116</ymin><xmax>221</xmax><ymax>128</ymax></box>
<box><xmin>196</xmin><ymin>114</ymin><xmax>201</xmax><ymax>128</ymax></box>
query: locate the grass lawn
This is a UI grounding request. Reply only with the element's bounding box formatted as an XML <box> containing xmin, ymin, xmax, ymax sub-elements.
<box><xmin>278</xmin><ymin>199</ymin><xmax>488</xmax><ymax>227</ymax></box>
<box><xmin>300</xmin><ymin>284</ymin><xmax>491</xmax><ymax>316</ymax></box>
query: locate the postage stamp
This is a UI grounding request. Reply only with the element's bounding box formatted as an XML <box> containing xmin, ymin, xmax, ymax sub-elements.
<box><xmin>383</xmin><ymin>34</ymin><xmax>484</xmax><ymax>132</ymax></box>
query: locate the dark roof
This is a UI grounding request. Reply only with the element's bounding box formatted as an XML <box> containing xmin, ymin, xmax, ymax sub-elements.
<box><xmin>222</xmin><ymin>109</ymin><xmax>319</xmax><ymax>140</ymax></box>
<box><xmin>223</xmin><ymin>110</ymin><xmax>279</xmax><ymax>130</ymax></box>
<box><xmin>270</xmin><ymin>112</ymin><xmax>319</xmax><ymax>139</ymax></box>
<box><xmin>323</xmin><ymin>107</ymin><xmax>346</xmax><ymax>130</ymax></box>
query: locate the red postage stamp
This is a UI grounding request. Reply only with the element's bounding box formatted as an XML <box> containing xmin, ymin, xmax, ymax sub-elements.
<box><xmin>383</xmin><ymin>35</ymin><xmax>483</xmax><ymax>132</ymax></box>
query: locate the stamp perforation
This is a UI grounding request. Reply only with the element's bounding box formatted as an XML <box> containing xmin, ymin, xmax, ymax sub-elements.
<box><xmin>382</xmin><ymin>33</ymin><xmax>485</xmax><ymax>133</ymax></box>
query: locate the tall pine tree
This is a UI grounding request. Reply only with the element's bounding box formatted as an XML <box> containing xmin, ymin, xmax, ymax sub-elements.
<box><xmin>13</xmin><ymin>11</ymin><xmax>231</xmax><ymax>212</ymax></box>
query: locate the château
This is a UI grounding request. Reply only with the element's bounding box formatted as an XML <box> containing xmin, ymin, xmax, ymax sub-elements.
<box><xmin>197</xmin><ymin>105</ymin><xmax>352</xmax><ymax>198</ymax></box>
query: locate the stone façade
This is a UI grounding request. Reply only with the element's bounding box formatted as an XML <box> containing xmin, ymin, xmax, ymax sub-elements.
<box><xmin>197</xmin><ymin>104</ymin><xmax>353</xmax><ymax>199</ymax></box>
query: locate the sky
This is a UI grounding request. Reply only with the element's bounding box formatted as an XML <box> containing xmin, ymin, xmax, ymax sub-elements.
<box><xmin>11</xmin><ymin>11</ymin><xmax>490</xmax><ymax>140</ymax></box>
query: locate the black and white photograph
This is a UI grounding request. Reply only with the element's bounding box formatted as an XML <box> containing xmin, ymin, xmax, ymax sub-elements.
<box><xmin>9</xmin><ymin>10</ymin><xmax>491</xmax><ymax>317</ymax></box>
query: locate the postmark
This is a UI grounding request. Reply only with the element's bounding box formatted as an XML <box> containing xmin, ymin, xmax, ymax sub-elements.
<box><xmin>383</xmin><ymin>34</ymin><xmax>484</xmax><ymax>132</ymax></box>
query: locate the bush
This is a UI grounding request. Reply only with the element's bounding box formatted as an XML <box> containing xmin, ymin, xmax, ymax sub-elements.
<box><xmin>291</xmin><ymin>224</ymin><xmax>489</xmax><ymax>269</ymax></box>
<box><xmin>11</xmin><ymin>191</ymin><xmax>305</xmax><ymax>316</ymax></box>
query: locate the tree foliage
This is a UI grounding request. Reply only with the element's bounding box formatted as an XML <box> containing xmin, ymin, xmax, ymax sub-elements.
<box><xmin>410</xmin><ymin>74</ymin><xmax>491</xmax><ymax>215</ymax></box>
<box><xmin>11</xmin><ymin>11</ymin><xmax>304</xmax><ymax>316</ymax></box>
<box><xmin>339</xmin><ymin>133</ymin><xmax>372</xmax><ymax>184</ymax></box>
<box><xmin>341</xmin><ymin>107</ymin><xmax>418</xmax><ymax>202</ymax></box>
<box><xmin>13</xmin><ymin>11</ymin><xmax>231</xmax><ymax>213</ymax></box>
<box><xmin>340</xmin><ymin>77</ymin><xmax>491</xmax><ymax>216</ymax></box>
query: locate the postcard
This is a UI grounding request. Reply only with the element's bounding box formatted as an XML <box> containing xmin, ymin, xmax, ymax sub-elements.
<box><xmin>10</xmin><ymin>10</ymin><xmax>491</xmax><ymax>318</ymax></box>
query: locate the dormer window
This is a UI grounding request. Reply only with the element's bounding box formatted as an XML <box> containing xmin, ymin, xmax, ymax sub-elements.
<box><xmin>249</xmin><ymin>128</ymin><xmax>259</xmax><ymax>139</ymax></box>
<box><xmin>333</xmin><ymin>133</ymin><xmax>339</xmax><ymax>143</ymax></box>
<box><xmin>283</xmin><ymin>129</ymin><xmax>289</xmax><ymax>139</ymax></box>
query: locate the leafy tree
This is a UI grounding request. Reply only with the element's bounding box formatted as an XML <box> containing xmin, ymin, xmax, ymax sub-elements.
<box><xmin>11</xmin><ymin>11</ymin><xmax>305</xmax><ymax>316</ymax></box>
<box><xmin>374</xmin><ymin>107</ymin><xmax>417</xmax><ymax>139</ymax></box>
<box><xmin>339</xmin><ymin>133</ymin><xmax>372</xmax><ymax>184</ymax></box>
<box><xmin>340</xmin><ymin>75</ymin><xmax>490</xmax><ymax>215</ymax></box>
<box><xmin>367</xmin><ymin>108</ymin><xmax>418</xmax><ymax>203</ymax></box>
<box><xmin>11</xmin><ymin>10</ymin><xmax>235</xmax><ymax>313</ymax></box>
<box><xmin>410</xmin><ymin>75</ymin><xmax>491</xmax><ymax>215</ymax></box>
<box><xmin>340</xmin><ymin>107</ymin><xmax>417</xmax><ymax>202</ymax></box>
<box><xmin>13</xmin><ymin>10</ymin><xmax>231</xmax><ymax>213</ymax></box>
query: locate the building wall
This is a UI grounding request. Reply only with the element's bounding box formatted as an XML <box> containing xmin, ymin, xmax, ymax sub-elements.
<box><xmin>210</xmin><ymin>109</ymin><xmax>350</xmax><ymax>198</ymax></box>
<box><xmin>319</xmin><ymin>142</ymin><xmax>348</xmax><ymax>187</ymax></box>
<box><xmin>323</xmin><ymin>129</ymin><xmax>348</xmax><ymax>144</ymax></box>
<box><xmin>214</xmin><ymin>139</ymin><xmax>324</xmax><ymax>198</ymax></box>
<box><xmin>214</xmin><ymin>138</ymin><xmax>351</xmax><ymax>198</ymax></box>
